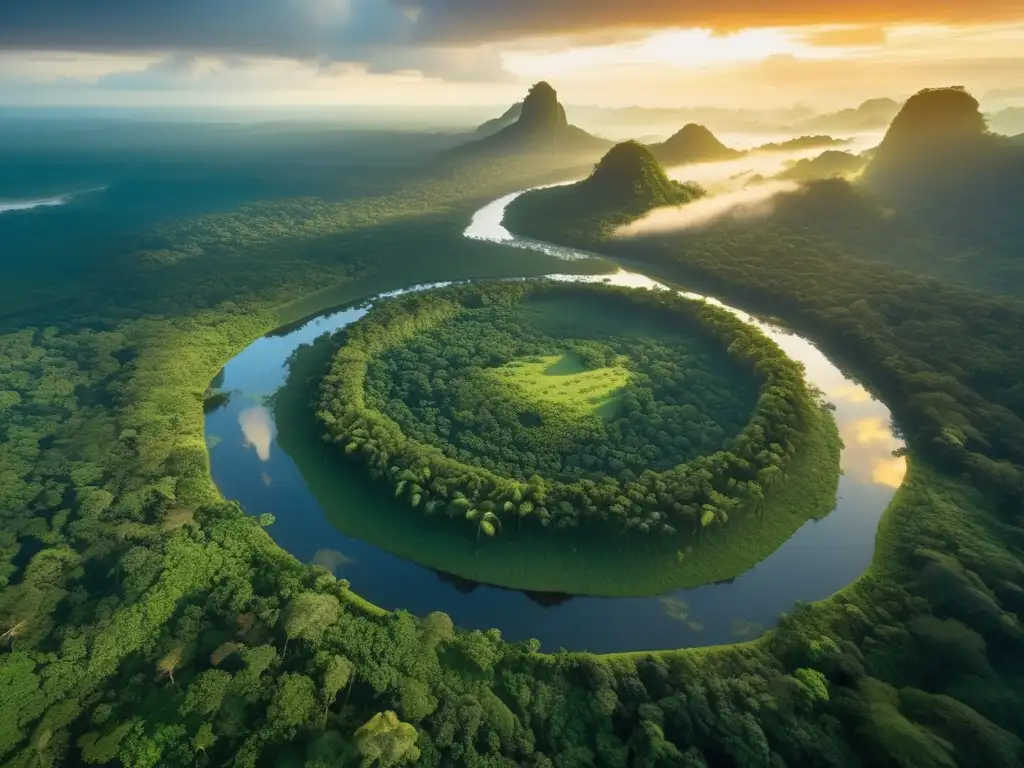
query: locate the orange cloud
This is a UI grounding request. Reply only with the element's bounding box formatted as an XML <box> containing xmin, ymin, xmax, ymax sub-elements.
<box><xmin>801</xmin><ymin>26</ymin><xmax>890</xmax><ymax>47</ymax></box>
<box><xmin>411</xmin><ymin>1</ymin><xmax>1024</xmax><ymax>43</ymax></box>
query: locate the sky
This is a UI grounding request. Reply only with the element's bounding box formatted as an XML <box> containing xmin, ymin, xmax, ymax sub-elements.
<box><xmin>1</xmin><ymin>1</ymin><xmax>1023</xmax><ymax>111</ymax></box>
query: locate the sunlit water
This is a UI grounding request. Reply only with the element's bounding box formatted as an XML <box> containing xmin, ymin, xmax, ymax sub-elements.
<box><xmin>206</xmin><ymin>187</ymin><xmax>904</xmax><ymax>653</ymax></box>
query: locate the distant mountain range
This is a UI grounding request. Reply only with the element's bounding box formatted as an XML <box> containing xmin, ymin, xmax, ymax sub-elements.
<box><xmin>988</xmin><ymin>107</ymin><xmax>1024</xmax><ymax>137</ymax></box>
<box><xmin>470</xmin><ymin>96</ymin><xmax>902</xmax><ymax>143</ymax></box>
<box><xmin>793</xmin><ymin>98</ymin><xmax>901</xmax><ymax>133</ymax></box>
<box><xmin>753</xmin><ymin>135</ymin><xmax>852</xmax><ymax>152</ymax></box>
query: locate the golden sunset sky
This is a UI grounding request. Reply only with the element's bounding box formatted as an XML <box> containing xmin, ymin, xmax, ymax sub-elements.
<box><xmin>0</xmin><ymin>1</ymin><xmax>1021</xmax><ymax>109</ymax></box>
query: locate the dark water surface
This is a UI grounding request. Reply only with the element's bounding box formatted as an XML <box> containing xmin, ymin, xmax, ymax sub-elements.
<box><xmin>204</xmin><ymin>192</ymin><xmax>905</xmax><ymax>653</ymax></box>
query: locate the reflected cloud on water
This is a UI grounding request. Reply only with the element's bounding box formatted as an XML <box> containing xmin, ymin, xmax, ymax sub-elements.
<box><xmin>312</xmin><ymin>549</ymin><xmax>356</xmax><ymax>574</ymax></box>
<box><xmin>239</xmin><ymin>406</ymin><xmax>275</xmax><ymax>462</ymax></box>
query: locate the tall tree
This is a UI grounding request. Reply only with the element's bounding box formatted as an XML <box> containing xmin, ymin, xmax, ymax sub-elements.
<box><xmin>320</xmin><ymin>655</ymin><xmax>355</xmax><ymax>716</ymax></box>
<box><xmin>282</xmin><ymin>592</ymin><xmax>341</xmax><ymax>653</ymax></box>
<box><xmin>354</xmin><ymin>711</ymin><xmax>420</xmax><ymax>768</ymax></box>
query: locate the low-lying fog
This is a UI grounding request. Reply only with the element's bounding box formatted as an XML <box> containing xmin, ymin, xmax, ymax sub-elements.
<box><xmin>619</xmin><ymin>131</ymin><xmax>882</xmax><ymax>237</ymax></box>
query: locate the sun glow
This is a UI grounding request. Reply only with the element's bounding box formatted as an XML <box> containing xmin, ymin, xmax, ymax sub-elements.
<box><xmin>504</xmin><ymin>27</ymin><xmax>851</xmax><ymax>78</ymax></box>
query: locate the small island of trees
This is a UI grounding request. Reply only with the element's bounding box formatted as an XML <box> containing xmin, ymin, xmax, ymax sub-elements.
<box><xmin>316</xmin><ymin>280</ymin><xmax>822</xmax><ymax>544</ymax></box>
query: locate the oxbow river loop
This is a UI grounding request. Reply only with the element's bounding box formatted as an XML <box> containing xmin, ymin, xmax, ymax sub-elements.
<box><xmin>204</xmin><ymin>188</ymin><xmax>905</xmax><ymax>653</ymax></box>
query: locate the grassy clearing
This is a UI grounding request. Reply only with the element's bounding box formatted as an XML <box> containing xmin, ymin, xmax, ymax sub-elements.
<box><xmin>484</xmin><ymin>353</ymin><xmax>631</xmax><ymax>421</ymax></box>
<box><xmin>276</xmin><ymin>333</ymin><xmax>842</xmax><ymax>596</ymax></box>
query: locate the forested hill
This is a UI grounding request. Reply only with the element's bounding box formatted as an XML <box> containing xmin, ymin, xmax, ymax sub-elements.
<box><xmin>503</xmin><ymin>141</ymin><xmax>704</xmax><ymax>242</ymax></box>
<box><xmin>646</xmin><ymin>124</ymin><xmax>741</xmax><ymax>166</ymax></box>
<box><xmin>862</xmin><ymin>86</ymin><xmax>1024</xmax><ymax>275</ymax></box>
<box><xmin>588</xmin><ymin>141</ymin><xmax>702</xmax><ymax>206</ymax></box>
<box><xmin>446</xmin><ymin>82</ymin><xmax>611</xmax><ymax>158</ymax></box>
<box><xmin>865</xmin><ymin>86</ymin><xmax>1000</xmax><ymax>197</ymax></box>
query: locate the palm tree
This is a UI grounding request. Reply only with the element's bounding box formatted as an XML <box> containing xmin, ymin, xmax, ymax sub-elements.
<box><xmin>466</xmin><ymin>509</ymin><xmax>502</xmax><ymax>540</ymax></box>
<box><xmin>698</xmin><ymin>505</ymin><xmax>717</xmax><ymax>542</ymax></box>
<box><xmin>516</xmin><ymin>501</ymin><xmax>534</xmax><ymax>531</ymax></box>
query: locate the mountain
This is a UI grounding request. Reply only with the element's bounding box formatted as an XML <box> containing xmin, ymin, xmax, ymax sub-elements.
<box><xmin>795</xmin><ymin>98</ymin><xmax>901</xmax><ymax>133</ymax></box>
<box><xmin>988</xmin><ymin>107</ymin><xmax>1024</xmax><ymax>137</ymax></box>
<box><xmin>754</xmin><ymin>135</ymin><xmax>851</xmax><ymax>152</ymax></box>
<box><xmin>586</xmin><ymin>141</ymin><xmax>701</xmax><ymax>207</ymax></box>
<box><xmin>865</xmin><ymin>86</ymin><xmax>996</xmax><ymax>197</ymax></box>
<box><xmin>502</xmin><ymin>141</ymin><xmax>703</xmax><ymax>244</ymax></box>
<box><xmin>448</xmin><ymin>82</ymin><xmax>610</xmax><ymax>158</ymax></box>
<box><xmin>475</xmin><ymin>102</ymin><xmax>523</xmax><ymax>136</ymax></box>
<box><xmin>776</xmin><ymin>150</ymin><xmax>866</xmax><ymax>182</ymax></box>
<box><xmin>647</xmin><ymin>124</ymin><xmax>741</xmax><ymax>166</ymax></box>
<box><xmin>863</xmin><ymin>86</ymin><xmax>1024</xmax><ymax>251</ymax></box>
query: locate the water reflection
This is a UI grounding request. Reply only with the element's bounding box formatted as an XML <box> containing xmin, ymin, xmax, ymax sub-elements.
<box><xmin>239</xmin><ymin>406</ymin><xmax>275</xmax><ymax>462</ymax></box>
<box><xmin>872</xmin><ymin>457</ymin><xmax>908</xmax><ymax>489</ymax></box>
<box><xmin>843</xmin><ymin>416</ymin><xmax>907</xmax><ymax>489</ymax></box>
<box><xmin>312</xmin><ymin>548</ymin><xmax>356</xmax><ymax>574</ymax></box>
<box><xmin>433</xmin><ymin>569</ymin><xmax>574</xmax><ymax>608</ymax></box>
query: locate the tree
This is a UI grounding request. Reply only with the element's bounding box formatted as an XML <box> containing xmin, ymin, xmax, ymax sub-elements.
<box><xmin>354</xmin><ymin>711</ymin><xmax>420</xmax><ymax>768</ymax></box>
<box><xmin>181</xmin><ymin>669</ymin><xmax>232</xmax><ymax>716</ymax></box>
<box><xmin>466</xmin><ymin>508</ymin><xmax>501</xmax><ymax>540</ymax></box>
<box><xmin>321</xmin><ymin>655</ymin><xmax>355</xmax><ymax>715</ymax></box>
<box><xmin>193</xmin><ymin>724</ymin><xmax>216</xmax><ymax>759</ymax></box>
<box><xmin>399</xmin><ymin>678</ymin><xmax>437</xmax><ymax>722</ymax></box>
<box><xmin>267</xmin><ymin>673</ymin><xmax>317</xmax><ymax>736</ymax></box>
<box><xmin>156</xmin><ymin>646</ymin><xmax>185</xmax><ymax>685</ymax></box>
<box><xmin>282</xmin><ymin>592</ymin><xmax>341</xmax><ymax>652</ymax></box>
<box><xmin>421</xmin><ymin>612</ymin><xmax>454</xmax><ymax>648</ymax></box>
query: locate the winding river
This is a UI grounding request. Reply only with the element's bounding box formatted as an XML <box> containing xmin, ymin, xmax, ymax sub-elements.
<box><xmin>205</xmin><ymin>189</ymin><xmax>905</xmax><ymax>653</ymax></box>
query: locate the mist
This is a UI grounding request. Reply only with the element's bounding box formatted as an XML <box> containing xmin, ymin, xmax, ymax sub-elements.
<box><xmin>617</xmin><ymin>130</ymin><xmax>881</xmax><ymax>237</ymax></box>
<box><xmin>619</xmin><ymin>181</ymin><xmax>800</xmax><ymax>237</ymax></box>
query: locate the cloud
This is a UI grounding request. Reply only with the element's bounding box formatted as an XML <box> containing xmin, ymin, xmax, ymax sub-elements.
<box><xmin>406</xmin><ymin>1</ymin><xmax>1024</xmax><ymax>43</ymax></box>
<box><xmin>0</xmin><ymin>0</ymin><xmax>507</xmax><ymax>81</ymax></box>
<box><xmin>3</xmin><ymin>0</ymin><xmax>1021</xmax><ymax>60</ymax></box>
<box><xmin>362</xmin><ymin>45</ymin><xmax>513</xmax><ymax>82</ymax></box>
<box><xmin>800</xmin><ymin>25</ymin><xmax>889</xmax><ymax>47</ymax></box>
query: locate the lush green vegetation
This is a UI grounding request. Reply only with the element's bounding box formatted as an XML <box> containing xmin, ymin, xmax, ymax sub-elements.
<box><xmin>317</xmin><ymin>281</ymin><xmax>820</xmax><ymax>543</ymax></box>
<box><xmin>3</xmin><ymin>91</ymin><xmax>1024</xmax><ymax>768</ymax></box>
<box><xmin>483</xmin><ymin>353</ymin><xmax>632</xmax><ymax>421</ymax></box>
<box><xmin>272</xmin><ymin>297</ymin><xmax>840</xmax><ymax>595</ymax></box>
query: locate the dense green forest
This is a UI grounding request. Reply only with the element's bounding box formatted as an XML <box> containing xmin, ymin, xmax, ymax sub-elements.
<box><xmin>3</xmin><ymin>84</ymin><xmax>1024</xmax><ymax>767</ymax></box>
<box><xmin>275</xmin><ymin>324</ymin><xmax>839</xmax><ymax>596</ymax></box>
<box><xmin>317</xmin><ymin>281</ymin><xmax>820</xmax><ymax>541</ymax></box>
